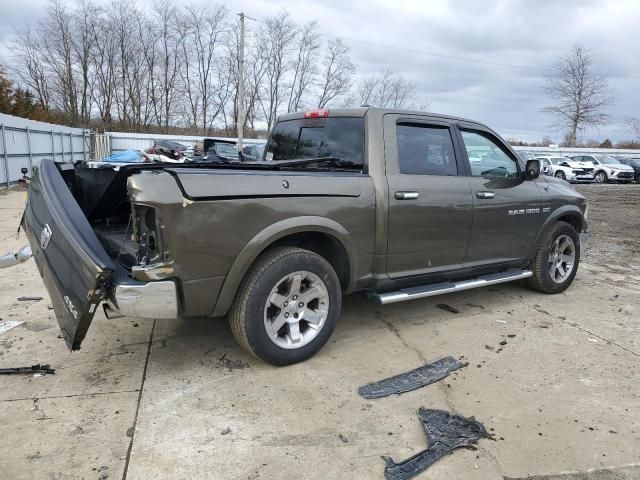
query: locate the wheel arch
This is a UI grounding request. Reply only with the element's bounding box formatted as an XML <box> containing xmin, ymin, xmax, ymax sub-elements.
<box><xmin>526</xmin><ymin>205</ymin><xmax>585</xmax><ymax>264</ymax></box>
<box><xmin>211</xmin><ymin>216</ymin><xmax>356</xmax><ymax>317</ymax></box>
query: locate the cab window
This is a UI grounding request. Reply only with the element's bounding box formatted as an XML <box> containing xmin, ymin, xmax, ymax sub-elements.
<box><xmin>396</xmin><ymin>124</ymin><xmax>458</xmax><ymax>175</ymax></box>
<box><xmin>461</xmin><ymin>130</ymin><xmax>519</xmax><ymax>178</ymax></box>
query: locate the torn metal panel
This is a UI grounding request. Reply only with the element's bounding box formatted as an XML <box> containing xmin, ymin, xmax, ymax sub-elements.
<box><xmin>383</xmin><ymin>408</ymin><xmax>491</xmax><ymax>480</ymax></box>
<box><xmin>358</xmin><ymin>356</ymin><xmax>464</xmax><ymax>399</ymax></box>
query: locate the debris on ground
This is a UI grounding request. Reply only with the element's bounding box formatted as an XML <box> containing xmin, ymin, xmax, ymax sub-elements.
<box><xmin>358</xmin><ymin>356</ymin><xmax>464</xmax><ymax>399</ymax></box>
<box><xmin>0</xmin><ymin>320</ymin><xmax>24</xmax><ymax>334</ymax></box>
<box><xmin>338</xmin><ymin>433</ymin><xmax>348</xmax><ymax>443</ymax></box>
<box><xmin>0</xmin><ymin>245</ymin><xmax>32</xmax><ymax>269</ymax></box>
<box><xmin>587</xmin><ymin>337</ymin><xmax>599</xmax><ymax>343</ymax></box>
<box><xmin>221</xmin><ymin>427</ymin><xmax>232</xmax><ymax>435</ymax></box>
<box><xmin>496</xmin><ymin>320</ymin><xmax>508</xmax><ymax>324</ymax></box>
<box><xmin>382</xmin><ymin>408</ymin><xmax>492</xmax><ymax>480</ymax></box>
<box><xmin>436</xmin><ymin>303</ymin><xmax>460</xmax><ymax>314</ymax></box>
<box><xmin>17</xmin><ymin>296</ymin><xmax>43</xmax><ymax>302</ymax></box>
<box><xmin>0</xmin><ymin>364</ymin><xmax>55</xmax><ymax>376</ymax></box>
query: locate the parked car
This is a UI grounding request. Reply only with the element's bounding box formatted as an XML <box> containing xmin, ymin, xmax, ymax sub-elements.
<box><xmin>19</xmin><ymin>107</ymin><xmax>587</xmax><ymax>365</ymax></box>
<box><xmin>201</xmin><ymin>139</ymin><xmax>239</xmax><ymax>162</ymax></box>
<box><xmin>615</xmin><ymin>157</ymin><xmax>640</xmax><ymax>182</ymax></box>
<box><xmin>534</xmin><ymin>155</ymin><xmax>595</xmax><ymax>182</ymax></box>
<box><xmin>241</xmin><ymin>143</ymin><xmax>266</xmax><ymax>161</ymax></box>
<box><xmin>517</xmin><ymin>151</ymin><xmax>537</xmax><ymax>161</ymax></box>
<box><xmin>571</xmin><ymin>154</ymin><xmax>635</xmax><ymax>183</ymax></box>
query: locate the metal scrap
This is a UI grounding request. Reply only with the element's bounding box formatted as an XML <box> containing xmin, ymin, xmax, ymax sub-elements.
<box><xmin>358</xmin><ymin>356</ymin><xmax>464</xmax><ymax>399</ymax></box>
<box><xmin>0</xmin><ymin>320</ymin><xmax>25</xmax><ymax>334</ymax></box>
<box><xmin>0</xmin><ymin>365</ymin><xmax>56</xmax><ymax>376</ymax></box>
<box><xmin>382</xmin><ymin>408</ymin><xmax>492</xmax><ymax>480</ymax></box>
<box><xmin>0</xmin><ymin>245</ymin><xmax>32</xmax><ymax>269</ymax></box>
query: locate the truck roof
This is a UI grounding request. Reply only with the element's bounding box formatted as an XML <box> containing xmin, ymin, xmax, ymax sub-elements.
<box><xmin>278</xmin><ymin>107</ymin><xmax>487</xmax><ymax>128</ymax></box>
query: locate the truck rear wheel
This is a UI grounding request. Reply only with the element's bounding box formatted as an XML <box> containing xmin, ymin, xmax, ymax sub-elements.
<box><xmin>229</xmin><ymin>247</ymin><xmax>341</xmax><ymax>366</ymax></box>
<box><xmin>527</xmin><ymin>221</ymin><xmax>580</xmax><ymax>294</ymax></box>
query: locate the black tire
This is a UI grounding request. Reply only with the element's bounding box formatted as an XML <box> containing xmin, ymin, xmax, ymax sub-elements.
<box><xmin>527</xmin><ymin>221</ymin><xmax>580</xmax><ymax>294</ymax></box>
<box><xmin>595</xmin><ymin>170</ymin><xmax>608</xmax><ymax>183</ymax></box>
<box><xmin>229</xmin><ymin>247</ymin><xmax>341</xmax><ymax>366</ymax></box>
<box><xmin>554</xmin><ymin>171</ymin><xmax>566</xmax><ymax>180</ymax></box>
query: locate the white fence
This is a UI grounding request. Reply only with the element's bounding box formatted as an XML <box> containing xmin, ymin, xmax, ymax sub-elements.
<box><xmin>0</xmin><ymin>113</ymin><xmax>88</xmax><ymax>187</ymax></box>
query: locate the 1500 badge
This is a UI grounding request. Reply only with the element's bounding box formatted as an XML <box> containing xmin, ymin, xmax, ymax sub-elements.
<box><xmin>508</xmin><ymin>207</ymin><xmax>551</xmax><ymax>216</ymax></box>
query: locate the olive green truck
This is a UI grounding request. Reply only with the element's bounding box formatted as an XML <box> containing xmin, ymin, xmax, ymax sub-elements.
<box><xmin>20</xmin><ymin>108</ymin><xmax>588</xmax><ymax>365</ymax></box>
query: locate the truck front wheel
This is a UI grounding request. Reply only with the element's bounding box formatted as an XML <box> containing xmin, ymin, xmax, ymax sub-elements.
<box><xmin>527</xmin><ymin>221</ymin><xmax>580</xmax><ymax>294</ymax></box>
<box><xmin>229</xmin><ymin>247</ymin><xmax>341</xmax><ymax>366</ymax></box>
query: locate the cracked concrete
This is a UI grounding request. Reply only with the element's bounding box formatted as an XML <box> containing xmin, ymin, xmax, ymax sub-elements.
<box><xmin>1</xmin><ymin>184</ymin><xmax>639</xmax><ymax>480</ymax></box>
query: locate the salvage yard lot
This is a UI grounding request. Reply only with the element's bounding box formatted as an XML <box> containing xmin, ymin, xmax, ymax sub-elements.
<box><xmin>1</xmin><ymin>184</ymin><xmax>639</xmax><ymax>480</ymax></box>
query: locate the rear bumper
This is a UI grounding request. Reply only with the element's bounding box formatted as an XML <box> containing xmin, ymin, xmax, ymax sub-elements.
<box><xmin>104</xmin><ymin>276</ymin><xmax>178</xmax><ymax>320</ymax></box>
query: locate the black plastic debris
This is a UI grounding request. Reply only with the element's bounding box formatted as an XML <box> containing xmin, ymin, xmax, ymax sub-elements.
<box><xmin>17</xmin><ymin>296</ymin><xmax>43</xmax><ymax>302</ymax></box>
<box><xmin>358</xmin><ymin>356</ymin><xmax>463</xmax><ymax>399</ymax></box>
<box><xmin>436</xmin><ymin>303</ymin><xmax>460</xmax><ymax>314</ymax></box>
<box><xmin>383</xmin><ymin>408</ymin><xmax>491</xmax><ymax>480</ymax></box>
<box><xmin>0</xmin><ymin>364</ymin><xmax>55</xmax><ymax>375</ymax></box>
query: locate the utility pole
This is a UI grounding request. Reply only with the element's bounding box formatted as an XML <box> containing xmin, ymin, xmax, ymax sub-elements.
<box><xmin>237</xmin><ymin>12</ymin><xmax>245</xmax><ymax>152</ymax></box>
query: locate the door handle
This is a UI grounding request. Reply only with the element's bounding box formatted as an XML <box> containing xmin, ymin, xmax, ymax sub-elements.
<box><xmin>395</xmin><ymin>191</ymin><xmax>420</xmax><ymax>200</ymax></box>
<box><xmin>476</xmin><ymin>191</ymin><xmax>495</xmax><ymax>199</ymax></box>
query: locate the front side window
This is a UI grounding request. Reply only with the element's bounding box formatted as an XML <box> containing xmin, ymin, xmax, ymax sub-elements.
<box><xmin>396</xmin><ymin>124</ymin><xmax>458</xmax><ymax>175</ymax></box>
<box><xmin>461</xmin><ymin>130</ymin><xmax>519</xmax><ymax>178</ymax></box>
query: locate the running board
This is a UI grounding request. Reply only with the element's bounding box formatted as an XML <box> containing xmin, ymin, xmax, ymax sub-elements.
<box><xmin>371</xmin><ymin>269</ymin><xmax>533</xmax><ymax>305</ymax></box>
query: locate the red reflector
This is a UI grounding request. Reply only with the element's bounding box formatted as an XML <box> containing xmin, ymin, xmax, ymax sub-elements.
<box><xmin>303</xmin><ymin>109</ymin><xmax>330</xmax><ymax>118</ymax></box>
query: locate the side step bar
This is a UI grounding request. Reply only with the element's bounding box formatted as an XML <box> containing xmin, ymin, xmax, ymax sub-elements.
<box><xmin>371</xmin><ymin>269</ymin><xmax>533</xmax><ymax>305</ymax></box>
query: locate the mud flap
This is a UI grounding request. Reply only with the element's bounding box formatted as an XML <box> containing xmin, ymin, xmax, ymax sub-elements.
<box><xmin>21</xmin><ymin>160</ymin><xmax>115</xmax><ymax>350</ymax></box>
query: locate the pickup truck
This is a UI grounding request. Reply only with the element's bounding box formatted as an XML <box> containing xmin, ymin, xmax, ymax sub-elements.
<box><xmin>20</xmin><ymin>107</ymin><xmax>588</xmax><ymax>366</ymax></box>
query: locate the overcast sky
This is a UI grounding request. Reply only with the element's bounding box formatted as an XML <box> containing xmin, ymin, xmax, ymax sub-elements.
<box><xmin>1</xmin><ymin>0</ymin><xmax>638</xmax><ymax>142</ymax></box>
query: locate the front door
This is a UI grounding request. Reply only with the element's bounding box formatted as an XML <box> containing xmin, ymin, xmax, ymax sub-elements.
<box><xmin>384</xmin><ymin>115</ymin><xmax>473</xmax><ymax>279</ymax></box>
<box><xmin>456</xmin><ymin>126</ymin><xmax>544</xmax><ymax>267</ymax></box>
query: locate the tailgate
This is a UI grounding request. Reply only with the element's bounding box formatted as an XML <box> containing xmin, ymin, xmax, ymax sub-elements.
<box><xmin>21</xmin><ymin>159</ymin><xmax>116</xmax><ymax>350</ymax></box>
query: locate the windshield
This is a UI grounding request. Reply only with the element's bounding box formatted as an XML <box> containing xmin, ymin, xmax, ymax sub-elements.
<box><xmin>215</xmin><ymin>144</ymin><xmax>238</xmax><ymax>157</ymax></box>
<box><xmin>266</xmin><ymin>117</ymin><xmax>364</xmax><ymax>168</ymax></box>
<box><xmin>594</xmin><ymin>155</ymin><xmax>619</xmax><ymax>165</ymax></box>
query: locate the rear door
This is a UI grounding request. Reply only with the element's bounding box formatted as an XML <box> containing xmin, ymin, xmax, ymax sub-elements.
<box><xmin>455</xmin><ymin>125</ymin><xmax>544</xmax><ymax>267</ymax></box>
<box><xmin>384</xmin><ymin>115</ymin><xmax>473</xmax><ymax>278</ymax></box>
<box><xmin>21</xmin><ymin>160</ymin><xmax>115</xmax><ymax>350</ymax></box>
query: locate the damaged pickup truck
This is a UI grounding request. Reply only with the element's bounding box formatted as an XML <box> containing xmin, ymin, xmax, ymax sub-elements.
<box><xmin>20</xmin><ymin>108</ymin><xmax>588</xmax><ymax>365</ymax></box>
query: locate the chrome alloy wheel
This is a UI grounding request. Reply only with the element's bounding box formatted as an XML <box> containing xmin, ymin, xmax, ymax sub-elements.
<box><xmin>264</xmin><ymin>271</ymin><xmax>329</xmax><ymax>349</ymax></box>
<box><xmin>548</xmin><ymin>234</ymin><xmax>576</xmax><ymax>284</ymax></box>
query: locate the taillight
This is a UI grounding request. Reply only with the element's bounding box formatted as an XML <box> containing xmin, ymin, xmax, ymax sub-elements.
<box><xmin>303</xmin><ymin>109</ymin><xmax>330</xmax><ymax>118</ymax></box>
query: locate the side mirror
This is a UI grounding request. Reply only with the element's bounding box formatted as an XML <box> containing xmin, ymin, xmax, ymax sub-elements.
<box><xmin>525</xmin><ymin>159</ymin><xmax>541</xmax><ymax>180</ymax></box>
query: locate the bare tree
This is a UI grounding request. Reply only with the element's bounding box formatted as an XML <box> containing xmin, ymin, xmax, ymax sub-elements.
<box><xmin>543</xmin><ymin>44</ymin><xmax>614</xmax><ymax>147</ymax></box>
<box><xmin>625</xmin><ymin>117</ymin><xmax>640</xmax><ymax>140</ymax></box>
<box><xmin>179</xmin><ymin>2</ymin><xmax>228</xmax><ymax>131</ymax></box>
<box><xmin>350</xmin><ymin>70</ymin><xmax>421</xmax><ymax>109</ymax></box>
<box><xmin>10</xmin><ymin>27</ymin><xmax>52</xmax><ymax>110</ymax></box>
<box><xmin>258</xmin><ymin>11</ymin><xmax>297</xmax><ymax>132</ymax></box>
<box><xmin>287</xmin><ymin>21</ymin><xmax>320</xmax><ymax>112</ymax></box>
<box><xmin>317</xmin><ymin>38</ymin><xmax>355</xmax><ymax>108</ymax></box>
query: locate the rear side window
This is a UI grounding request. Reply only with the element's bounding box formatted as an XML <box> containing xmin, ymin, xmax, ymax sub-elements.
<box><xmin>396</xmin><ymin>124</ymin><xmax>458</xmax><ymax>175</ymax></box>
<box><xmin>266</xmin><ymin>117</ymin><xmax>364</xmax><ymax>166</ymax></box>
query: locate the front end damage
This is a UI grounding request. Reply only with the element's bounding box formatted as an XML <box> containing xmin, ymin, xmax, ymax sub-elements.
<box><xmin>22</xmin><ymin>160</ymin><xmax>179</xmax><ymax>350</ymax></box>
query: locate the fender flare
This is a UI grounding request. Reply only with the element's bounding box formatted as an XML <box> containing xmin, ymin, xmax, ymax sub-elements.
<box><xmin>211</xmin><ymin>216</ymin><xmax>356</xmax><ymax>317</ymax></box>
<box><xmin>526</xmin><ymin>205</ymin><xmax>585</xmax><ymax>263</ymax></box>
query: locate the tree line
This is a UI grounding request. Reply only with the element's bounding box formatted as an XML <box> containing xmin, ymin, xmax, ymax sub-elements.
<box><xmin>2</xmin><ymin>0</ymin><xmax>425</xmax><ymax>135</ymax></box>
